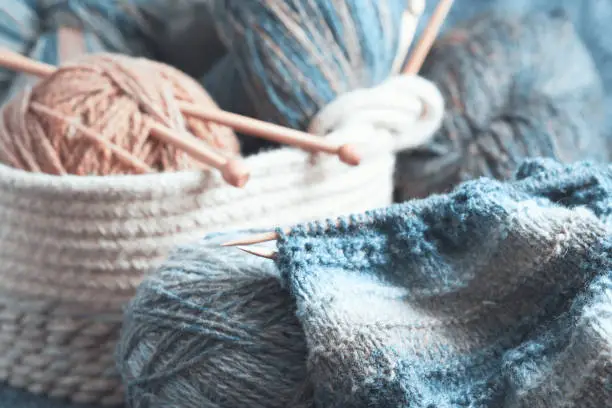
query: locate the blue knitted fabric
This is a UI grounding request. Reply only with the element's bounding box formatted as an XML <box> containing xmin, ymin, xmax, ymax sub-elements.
<box><xmin>275</xmin><ymin>158</ymin><xmax>612</xmax><ymax>407</ymax></box>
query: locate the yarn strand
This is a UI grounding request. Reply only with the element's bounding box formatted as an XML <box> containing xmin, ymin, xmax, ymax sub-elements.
<box><xmin>30</xmin><ymin>101</ymin><xmax>152</xmax><ymax>174</ymax></box>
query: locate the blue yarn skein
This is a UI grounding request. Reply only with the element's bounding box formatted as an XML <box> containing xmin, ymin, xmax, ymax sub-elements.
<box><xmin>205</xmin><ymin>0</ymin><xmax>612</xmax><ymax>155</ymax></box>
<box><xmin>0</xmin><ymin>0</ymin><xmax>160</xmax><ymax>103</ymax></box>
<box><xmin>209</xmin><ymin>0</ymin><xmax>407</xmax><ymax>131</ymax></box>
<box><xmin>411</xmin><ymin>0</ymin><xmax>612</xmax><ymax>145</ymax></box>
<box><xmin>395</xmin><ymin>10</ymin><xmax>609</xmax><ymax>200</ymax></box>
<box><xmin>117</xmin><ymin>232</ymin><xmax>311</xmax><ymax>408</ymax></box>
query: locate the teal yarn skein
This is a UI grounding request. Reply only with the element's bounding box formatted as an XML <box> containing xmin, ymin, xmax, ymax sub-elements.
<box><xmin>117</xmin><ymin>232</ymin><xmax>311</xmax><ymax>408</ymax></box>
<box><xmin>209</xmin><ymin>0</ymin><xmax>407</xmax><ymax>131</ymax></box>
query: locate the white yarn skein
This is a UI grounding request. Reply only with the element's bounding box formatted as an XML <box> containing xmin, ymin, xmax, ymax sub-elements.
<box><xmin>308</xmin><ymin>75</ymin><xmax>444</xmax><ymax>152</ymax></box>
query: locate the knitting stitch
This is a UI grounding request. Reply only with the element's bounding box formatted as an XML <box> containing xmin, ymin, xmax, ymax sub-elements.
<box><xmin>276</xmin><ymin>158</ymin><xmax>612</xmax><ymax>407</ymax></box>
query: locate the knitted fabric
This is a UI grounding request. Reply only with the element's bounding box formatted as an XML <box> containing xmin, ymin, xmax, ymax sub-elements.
<box><xmin>276</xmin><ymin>158</ymin><xmax>612</xmax><ymax>407</ymax></box>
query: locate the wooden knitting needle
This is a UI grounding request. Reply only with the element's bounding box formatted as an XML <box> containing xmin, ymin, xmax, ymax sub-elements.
<box><xmin>178</xmin><ymin>103</ymin><xmax>361</xmax><ymax>165</ymax></box>
<box><xmin>223</xmin><ymin>0</ymin><xmax>456</xmax><ymax>252</ymax></box>
<box><xmin>235</xmin><ymin>245</ymin><xmax>277</xmax><ymax>260</ymax></box>
<box><xmin>0</xmin><ymin>48</ymin><xmax>55</xmax><ymax>76</ymax></box>
<box><xmin>0</xmin><ymin>48</ymin><xmax>250</xmax><ymax>187</ymax></box>
<box><xmin>149</xmin><ymin>124</ymin><xmax>249</xmax><ymax>187</ymax></box>
<box><xmin>0</xmin><ymin>49</ymin><xmax>361</xmax><ymax>166</ymax></box>
<box><xmin>403</xmin><ymin>0</ymin><xmax>455</xmax><ymax>75</ymax></box>
<box><xmin>391</xmin><ymin>0</ymin><xmax>426</xmax><ymax>74</ymax></box>
<box><xmin>220</xmin><ymin>229</ymin><xmax>290</xmax><ymax>247</ymax></box>
<box><xmin>57</xmin><ymin>27</ymin><xmax>87</xmax><ymax>63</ymax></box>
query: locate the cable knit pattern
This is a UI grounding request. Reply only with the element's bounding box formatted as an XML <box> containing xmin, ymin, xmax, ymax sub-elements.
<box><xmin>276</xmin><ymin>158</ymin><xmax>612</xmax><ymax>407</ymax></box>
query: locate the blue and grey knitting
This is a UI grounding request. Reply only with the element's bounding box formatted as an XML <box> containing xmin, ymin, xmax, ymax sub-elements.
<box><xmin>277</xmin><ymin>157</ymin><xmax>612</xmax><ymax>407</ymax></box>
<box><xmin>395</xmin><ymin>10</ymin><xmax>608</xmax><ymax>200</ymax></box>
<box><xmin>118</xmin><ymin>158</ymin><xmax>612</xmax><ymax>407</ymax></box>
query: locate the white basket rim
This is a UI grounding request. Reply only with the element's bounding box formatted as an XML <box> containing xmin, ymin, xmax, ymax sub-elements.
<box><xmin>0</xmin><ymin>131</ymin><xmax>388</xmax><ymax>196</ymax></box>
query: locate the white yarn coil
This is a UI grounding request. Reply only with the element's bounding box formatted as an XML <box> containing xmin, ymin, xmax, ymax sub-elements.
<box><xmin>0</xmin><ymin>75</ymin><xmax>444</xmax><ymax>405</ymax></box>
<box><xmin>309</xmin><ymin>75</ymin><xmax>445</xmax><ymax>152</ymax></box>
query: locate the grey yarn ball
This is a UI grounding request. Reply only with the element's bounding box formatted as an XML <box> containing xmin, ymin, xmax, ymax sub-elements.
<box><xmin>117</xmin><ymin>232</ymin><xmax>312</xmax><ymax>408</ymax></box>
<box><xmin>395</xmin><ymin>10</ymin><xmax>609</xmax><ymax>201</ymax></box>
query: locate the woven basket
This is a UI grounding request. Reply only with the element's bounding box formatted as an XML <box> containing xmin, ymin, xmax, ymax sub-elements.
<box><xmin>0</xmin><ymin>131</ymin><xmax>396</xmax><ymax>405</ymax></box>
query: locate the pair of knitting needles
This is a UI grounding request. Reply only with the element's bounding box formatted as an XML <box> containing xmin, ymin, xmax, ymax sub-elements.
<box><xmin>0</xmin><ymin>50</ymin><xmax>362</xmax><ymax>187</ymax></box>
<box><xmin>223</xmin><ymin>0</ymin><xmax>455</xmax><ymax>258</ymax></box>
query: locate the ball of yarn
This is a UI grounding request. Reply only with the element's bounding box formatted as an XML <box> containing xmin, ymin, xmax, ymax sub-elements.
<box><xmin>117</xmin><ymin>232</ymin><xmax>311</xmax><ymax>408</ymax></box>
<box><xmin>412</xmin><ymin>0</ymin><xmax>612</xmax><ymax>143</ymax></box>
<box><xmin>0</xmin><ymin>53</ymin><xmax>239</xmax><ymax>176</ymax></box>
<box><xmin>209</xmin><ymin>0</ymin><xmax>406</xmax><ymax>130</ymax></box>
<box><xmin>395</xmin><ymin>10</ymin><xmax>609</xmax><ymax>200</ymax></box>
<box><xmin>0</xmin><ymin>0</ymin><xmax>161</xmax><ymax>103</ymax></box>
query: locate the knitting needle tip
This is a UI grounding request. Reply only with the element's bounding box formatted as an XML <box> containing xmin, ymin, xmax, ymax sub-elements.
<box><xmin>236</xmin><ymin>245</ymin><xmax>277</xmax><ymax>260</ymax></box>
<box><xmin>338</xmin><ymin>144</ymin><xmax>361</xmax><ymax>166</ymax></box>
<box><xmin>408</xmin><ymin>0</ymin><xmax>426</xmax><ymax>15</ymax></box>
<box><xmin>221</xmin><ymin>158</ymin><xmax>250</xmax><ymax>188</ymax></box>
<box><xmin>221</xmin><ymin>230</ymin><xmax>280</xmax><ymax>247</ymax></box>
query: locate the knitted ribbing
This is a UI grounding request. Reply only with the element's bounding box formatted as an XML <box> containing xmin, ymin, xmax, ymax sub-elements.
<box><xmin>276</xmin><ymin>158</ymin><xmax>612</xmax><ymax>407</ymax></box>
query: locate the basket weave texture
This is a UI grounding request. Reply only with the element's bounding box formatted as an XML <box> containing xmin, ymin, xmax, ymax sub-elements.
<box><xmin>0</xmin><ymin>132</ymin><xmax>396</xmax><ymax>405</ymax></box>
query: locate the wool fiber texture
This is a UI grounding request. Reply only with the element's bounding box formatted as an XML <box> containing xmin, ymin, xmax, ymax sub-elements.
<box><xmin>119</xmin><ymin>158</ymin><xmax>612</xmax><ymax>407</ymax></box>
<box><xmin>118</xmin><ymin>232</ymin><xmax>311</xmax><ymax>408</ymax></box>
<box><xmin>396</xmin><ymin>11</ymin><xmax>608</xmax><ymax>199</ymax></box>
<box><xmin>277</xmin><ymin>158</ymin><xmax>612</xmax><ymax>407</ymax></box>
